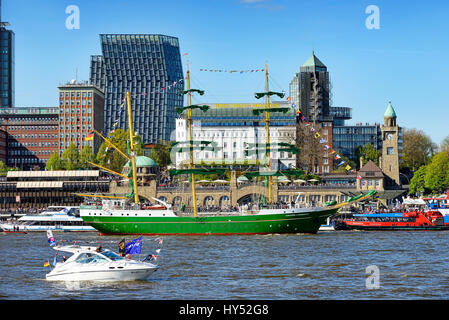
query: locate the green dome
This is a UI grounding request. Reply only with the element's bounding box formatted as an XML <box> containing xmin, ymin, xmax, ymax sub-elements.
<box><xmin>125</xmin><ymin>156</ymin><xmax>157</xmax><ymax>167</ymax></box>
<box><xmin>384</xmin><ymin>101</ymin><xmax>397</xmax><ymax>118</ymax></box>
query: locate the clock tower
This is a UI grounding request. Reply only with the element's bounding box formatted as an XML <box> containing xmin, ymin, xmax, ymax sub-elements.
<box><xmin>381</xmin><ymin>101</ymin><xmax>401</xmax><ymax>187</ymax></box>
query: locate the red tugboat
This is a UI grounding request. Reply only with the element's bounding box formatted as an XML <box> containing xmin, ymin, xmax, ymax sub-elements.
<box><xmin>343</xmin><ymin>210</ymin><xmax>449</xmax><ymax>231</ymax></box>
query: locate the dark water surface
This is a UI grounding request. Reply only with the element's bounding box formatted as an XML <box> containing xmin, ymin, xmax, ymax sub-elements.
<box><xmin>1</xmin><ymin>230</ymin><xmax>449</xmax><ymax>300</ymax></box>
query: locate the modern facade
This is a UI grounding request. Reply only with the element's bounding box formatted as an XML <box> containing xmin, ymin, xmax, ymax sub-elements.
<box><xmin>58</xmin><ymin>81</ymin><xmax>104</xmax><ymax>154</ymax></box>
<box><xmin>0</xmin><ymin>107</ymin><xmax>59</xmax><ymax>169</ymax></box>
<box><xmin>332</xmin><ymin>122</ymin><xmax>382</xmax><ymax>163</ymax></box>
<box><xmin>175</xmin><ymin>102</ymin><xmax>297</xmax><ymax>170</ymax></box>
<box><xmin>90</xmin><ymin>34</ymin><xmax>184</xmax><ymax>144</ymax></box>
<box><xmin>0</xmin><ymin>3</ymin><xmax>14</xmax><ymax>108</ymax></box>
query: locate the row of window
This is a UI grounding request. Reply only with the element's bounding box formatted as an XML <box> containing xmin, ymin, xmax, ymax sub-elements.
<box><xmin>60</xmin><ymin>91</ymin><xmax>93</xmax><ymax>98</ymax></box>
<box><xmin>9</xmin><ymin>149</ymin><xmax>55</xmax><ymax>156</ymax></box>
<box><xmin>5</xmin><ymin>125</ymin><xmax>57</xmax><ymax>131</ymax></box>
<box><xmin>60</xmin><ymin>100</ymin><xmax>92</xmax><ymax>106</ymax></box>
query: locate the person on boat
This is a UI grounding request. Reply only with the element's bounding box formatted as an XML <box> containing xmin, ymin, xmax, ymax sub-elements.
<box><xmin>62</xmin><ymin>256</ymin><xmax>68</xmax><ymax>262</ymax></box>
<box><xmin>96</xmin><ymin>245</ymin><xmax>103</xmax><ymax>253</ymax></box>
<box><xmin>118</xmin><ymin>238</ymin><xmax>126</xmax><ymax>256</ymax></box>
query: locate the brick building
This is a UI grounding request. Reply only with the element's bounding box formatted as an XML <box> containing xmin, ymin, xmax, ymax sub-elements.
<box><xmin>0</xmin><ymin>107</ymin><xmax>59</xmax><ymax>169</ymax></box>
<box><xmin>58</xmin><ymin>81</ymin><xmax>104</xmax><ymax>154</ymax></box>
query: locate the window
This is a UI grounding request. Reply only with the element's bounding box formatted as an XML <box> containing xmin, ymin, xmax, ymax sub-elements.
<box><xmin>387</xmin><ymin>147</ymin><xmax>394</xmax><ymax>155</ymax></box>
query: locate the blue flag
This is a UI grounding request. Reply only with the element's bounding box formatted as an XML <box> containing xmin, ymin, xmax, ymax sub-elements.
<box><xmin>125</xmin><ymin>237</ymin><xmax>142</xmax><ymax>254</ymax></box>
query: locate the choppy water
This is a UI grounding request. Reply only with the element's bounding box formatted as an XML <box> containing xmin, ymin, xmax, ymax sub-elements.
<box><xmin>1</xmin><ymin>230</ymin><xmax>449</xmax><ymax>300</ymax></box>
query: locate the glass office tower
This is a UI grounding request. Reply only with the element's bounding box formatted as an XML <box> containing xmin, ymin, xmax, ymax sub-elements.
<box><xmin>90</xmin><ymin>34</ymin><xmax>184</xmax><ymax>144</ymax></box>
<box><xmin>0</xmin><ymin>24</ymin><xmax>14</xmax><ymax>108</ymax></box>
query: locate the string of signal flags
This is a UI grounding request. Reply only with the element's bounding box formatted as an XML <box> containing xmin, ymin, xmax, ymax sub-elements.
<box><xmin>291</xmin><ymin>102</ymin><xmax>355</xmax><ymax>173</ymax></box>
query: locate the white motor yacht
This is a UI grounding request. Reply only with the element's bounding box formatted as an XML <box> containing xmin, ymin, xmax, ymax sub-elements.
<box><xmin>45</xmin><ymin>245</ymin><xmax>159</xmax><ymax>281</ymax></box>
<box><xmin>1</xmin><ymin>206</ymin><xmax>96</xmax><ymax>232</ymax></box>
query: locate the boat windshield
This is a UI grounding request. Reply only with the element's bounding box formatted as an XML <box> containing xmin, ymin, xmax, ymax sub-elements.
<box><xmin>101</xmin><ymin>250</ymin><xmax>125</xmax><ymax>261</ymax></box>
<box><xmin>75</xmin><ymin>252</ymin><xmax>108</xmax><ymax>264</ymax></box>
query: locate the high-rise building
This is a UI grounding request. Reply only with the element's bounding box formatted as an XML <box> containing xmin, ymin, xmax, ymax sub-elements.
<box><xmin>58</xmin><ymin>82</ymin><xmax>104</xmax><ymax>154</ymax></box>
<box><xmin>90</xmin><ymin>34</ymin><xmax>184</xmax><ymax>144</ymax></box>
<box><xmin>289</xmin><ymin>51</ymin><xmax>331</xmax><ymax>122</ymax></box>
<box><xmin>0</xmin><ymin>0</ymin><xmax>14</xmax><ymax>108</ymax></box>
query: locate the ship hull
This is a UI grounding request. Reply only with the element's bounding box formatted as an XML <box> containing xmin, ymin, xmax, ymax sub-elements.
<box><xmin>80</xmin><ymin>207</ymin><xmax>339</xmax><ymax>235</ymax></box>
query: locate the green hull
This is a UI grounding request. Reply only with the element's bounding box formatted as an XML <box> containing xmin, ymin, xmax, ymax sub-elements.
<box><xmin>81</xmin><ymin>208</ymin><xmax>339</xmax><ymax>235</ymax></box>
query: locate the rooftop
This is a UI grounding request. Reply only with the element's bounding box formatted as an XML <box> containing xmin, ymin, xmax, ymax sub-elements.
<box><xmin>384</xmin><ymin>101</ymin><xmax>397</xmax><ymax>118</ymax></box>
<box><xmin>301</xmin><ymin>51</ymin><xmax>327</xmax><ymax>68</ymax></box>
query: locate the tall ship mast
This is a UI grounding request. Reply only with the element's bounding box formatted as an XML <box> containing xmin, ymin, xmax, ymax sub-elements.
<box><xmin>77</xmin><ymin>62</ymin><xmax>371</xmax><ymax>235</ymax></box>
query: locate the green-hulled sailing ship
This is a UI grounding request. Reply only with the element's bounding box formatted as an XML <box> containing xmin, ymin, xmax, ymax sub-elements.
<box><xmin>79</xmin><ymin>62</ymin><xmax>344</xmax><ymax>235</ymax></box>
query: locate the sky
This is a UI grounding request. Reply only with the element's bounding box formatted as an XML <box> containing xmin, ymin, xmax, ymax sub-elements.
<box><xmin>5</xmin><ymin>0</ymin><xmax>449</xmax><ymax>144</ymax></box>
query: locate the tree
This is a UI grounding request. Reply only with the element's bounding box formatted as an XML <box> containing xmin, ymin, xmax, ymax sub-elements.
<box><xmin>46</xmin><ymin>152</ymin><xmax>63</xmax><ymax>171</ymax></box>
<box><xmin>401</xmin><ymin>128</ymin><xmax>437</xmax><ymax>173</ymax></box>
<box><xmin>409</xmin><ymin>165</ymin><xmax>428</xmax><ymax>196</ymax></box>
<box><xmin>79</xmin><ymin>145</ymin><xmax>94</xmax><ymax>169</ymax></box>
<box><xmin>95</xmin><ymin>129</ymin><xmax>143</xmax><ymax>173</ymax></box>
<box><xmin>424</xmin><ymin>152</ymin><xmax>449</xmax><ymax>193</ymax></box>
<box><xmin>148</xmin><ymin>140</ymin><xmax>172</xmax><ymax>168</ymax></box>
<box><xmin>0</xmin><ymin>161</ymin><xmax>7</xmax><ymax>176</ymax></box>
<box><xmin>61</xmin><ymin>143</ymin><xmax>80</xmax><ymax>170</ymax></box>
<box><xmin>440</xmin><ymin>135</ymin><xmax>449</xmax><ymax>154</ymax></box>
<box><xmin>356</xmin><ymin>143</ymin><xmax>381</xmax><ymax>168</ymax></box>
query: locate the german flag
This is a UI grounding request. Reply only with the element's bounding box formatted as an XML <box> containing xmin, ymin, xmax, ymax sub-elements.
<box><xmin>85</xmin><ymin>132</ymin><xmax>94</xmax><ymax>142</ymax></box>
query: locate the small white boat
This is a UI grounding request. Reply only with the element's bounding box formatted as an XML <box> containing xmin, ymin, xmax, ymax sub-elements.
<box><xmin>319</xmin><ymin>217</ymin><xmax>335</xmax><ymax>231</ymax></box>
<box><xmin>0</xmin><ymin>206</ymin><xmax>96</xmax><ymax>232</ymax></box>
<box><xmin>45</xmin><ymin>245</ymin><xmax>159</xmax><ymax>281</ymax></box>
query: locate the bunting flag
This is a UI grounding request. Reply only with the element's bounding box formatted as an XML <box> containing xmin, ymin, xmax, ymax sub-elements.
<box><xmin>293</xmin><ymin>103</ymin><xmax>353</xmax><ymax>172</ymax></box>
<box><xmin>43</xmin><ymin>261</ymin><xmax>50</xmax><ymax>267</ymax></box>
<box><xmin>199</xmin><ymin>68</ymin><xmax>265</xmax><ymax>73</ymax></box>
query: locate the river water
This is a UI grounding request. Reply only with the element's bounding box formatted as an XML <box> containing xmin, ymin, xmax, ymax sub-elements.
<box><xmin>1</xmin><ymin>230</ymin><xmax>449</xmax><ymax>300</ymax></box>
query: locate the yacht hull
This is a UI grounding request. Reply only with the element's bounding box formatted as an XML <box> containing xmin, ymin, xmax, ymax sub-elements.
<box><xmin>46</xmin><ymin>266</ymin><xmax>158</xmax><ymax>281</ymax></box>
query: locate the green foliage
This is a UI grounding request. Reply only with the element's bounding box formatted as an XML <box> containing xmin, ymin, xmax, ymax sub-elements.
<box><xmin>79</xmin><ymin>145</ymin><xmax>94</xmax><ymax>169</ymax></box>
<box><xmin>424</xmin><ymin>152</ymin><xmax>449</xmax><ymax>193</ymax></box>
<box><xmin>46</xmin><ymin>152</ymin><xmax>63</xmax><ymax>171</ymax></box>
<box><xmin>0</xmin><ymin>161</ymin><xmax>7</xmax><ymax>176</ymax></box>
<box><xmin>356</xmin><ymin>143</ymin><xmax>381</xmax><ymax>168</ymax></box>
<box><xmin>95</xmin><ymin>129</ymin><xmax>143</xmax><ymax>173</ymax></box>
<box><xmin>409</xmin><ymin>165</ymin><xmax>428</xmax><ymax>196</ymax></box>
<box><xmin>147</xmin><ymin>140</ymin><xmax>172</xmax><ymax>168</ymax></box>
<box><xmin>61</xmin><ymin>143</ymin><xmax>80</xmax><ymax>170</ymax></box>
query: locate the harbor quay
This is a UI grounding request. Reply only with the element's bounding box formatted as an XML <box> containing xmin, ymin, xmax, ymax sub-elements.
<box><xmin>0</xmin><ymin>166</ymin><xmax>405</xmax><ymax>213</ymax></box>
